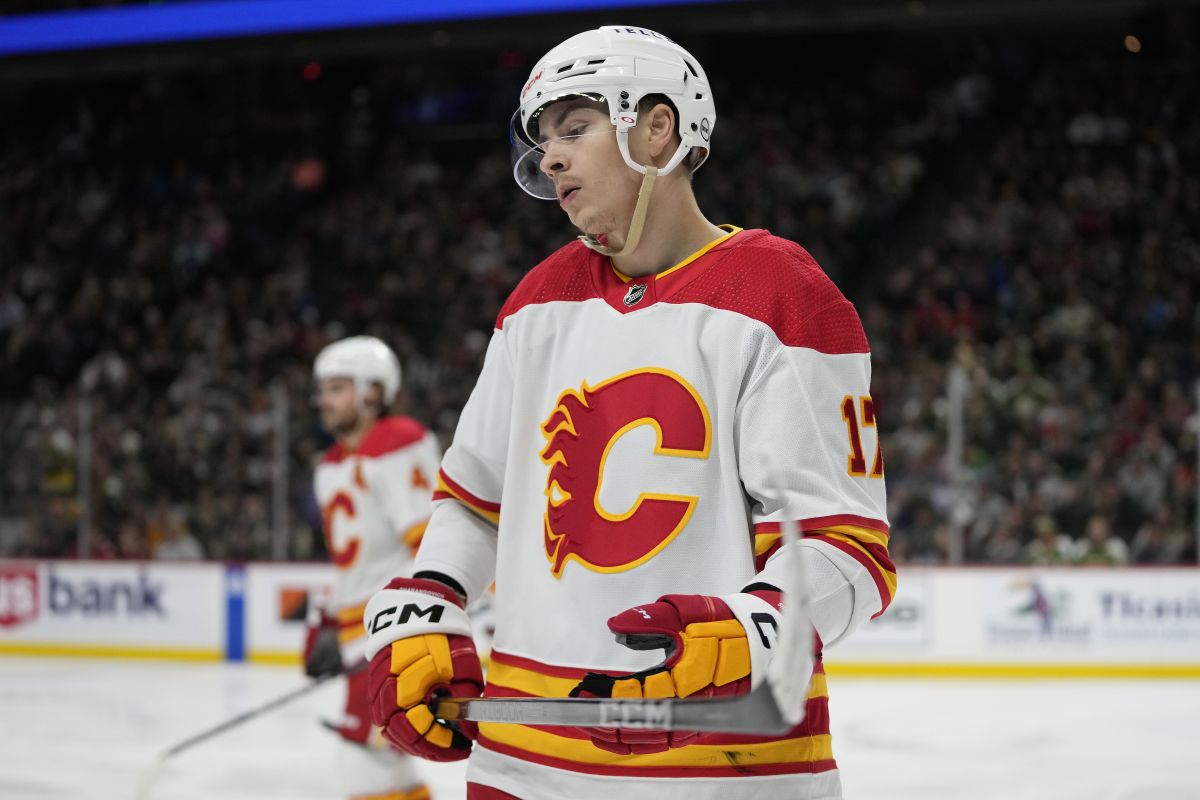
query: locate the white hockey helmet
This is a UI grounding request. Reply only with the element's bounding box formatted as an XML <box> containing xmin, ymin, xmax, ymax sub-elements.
<box><xmin>313</xmin><ymin>336</ymin><xmax>401</xmax><ymax>410</ymax></box>
<box><xmin>510</xmin><ymin>25</ymin><xmax>716</xmax><ymax>203</ymax></box>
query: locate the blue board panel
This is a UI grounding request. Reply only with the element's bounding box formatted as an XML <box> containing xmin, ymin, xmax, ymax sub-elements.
<box><xmin>224</xmin><ymin>564</ymin><xmax>246</xmax><ymax>663</ymax></box>
<box><xmin>0</xmin><ymin>0</ymin><xmax>733</xmax><ymax>57</ymax></box>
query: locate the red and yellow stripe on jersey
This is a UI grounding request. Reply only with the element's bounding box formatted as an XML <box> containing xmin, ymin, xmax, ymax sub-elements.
<box><xmin>476</xmin><ymin>650</ymin><xmax>835</xmax><ymax>779</ymax></box>
<box><xmin>433</xmin><ymin>468</ymin><xmax>501</xmax><ymax>525</ymax></box>
<box><xmin>349</xmin><ymin>786</ymin><xmax>431</xmax><ymax>800</ymax></box>
<box><xmin>336</xmin><ymin>602</ymin><xmax>368</xmax><ymax>646</ymax></box>
<box><xmin>753</xmin><ymin>517</ymin><xmax>897</xmax><ymax>616</ymax></box>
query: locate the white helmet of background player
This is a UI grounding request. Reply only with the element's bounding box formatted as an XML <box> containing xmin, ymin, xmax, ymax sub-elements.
<box><xmin>313</xmin><ymin>336</ymin><xmax>401</xmax><ymax>412</ymax></box>
<box><xmin>510</xmin><ymin>25</ymin><xmax>715</xmax><ymax>255</ymax></box>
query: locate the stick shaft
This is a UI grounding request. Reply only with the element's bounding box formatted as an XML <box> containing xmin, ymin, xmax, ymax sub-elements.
<box><xmin>434</xmin><ymin>682</ymin><xmax>789</xmax><ymax>734</ymax></box>
<box><xmin>163</xmin><ymin>672</ymin><xmax>337</xmax><ymax>758</ymax></box>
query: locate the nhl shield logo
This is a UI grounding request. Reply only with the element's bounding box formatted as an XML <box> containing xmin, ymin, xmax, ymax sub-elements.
<box><xmin>623</xmin><ymin>283</ymin><xmax>647</xmax><ymax>307</ymax></box>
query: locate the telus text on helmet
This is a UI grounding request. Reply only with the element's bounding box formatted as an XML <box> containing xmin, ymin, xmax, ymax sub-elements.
<box><xmin>614</xmin><ymin>27</ymin><xmax>676</xmax><ymax>43</ymax></box>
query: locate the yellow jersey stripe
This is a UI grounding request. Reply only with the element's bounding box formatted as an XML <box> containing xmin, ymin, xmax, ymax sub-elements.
<box><xmin>479</xmin><ymin>723</ymin><xmax>832</xmax><ymax>768</ymax></box>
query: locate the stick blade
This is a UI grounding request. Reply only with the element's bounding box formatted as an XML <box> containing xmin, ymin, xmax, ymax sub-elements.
<box><xmin>763</xmin><ymin>516</ymin><xmax>814</xmax><ymax>726</ymax></box>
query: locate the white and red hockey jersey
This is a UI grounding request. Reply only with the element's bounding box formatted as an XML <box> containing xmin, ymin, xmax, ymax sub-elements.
<box><xmin>416</xmin><ymin>227</ymin><xmax>896</xmax><ymax>799</ymax></box>
<box><xmin>315</xmin><ymin>416</ymin><xmax>441</xmax><ymax>654</ymax></box>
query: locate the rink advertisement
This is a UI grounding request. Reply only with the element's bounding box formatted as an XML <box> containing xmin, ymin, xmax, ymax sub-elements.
<box><xmin>3</xmin><ymin>561</ymin><xmax>1198</xmax><ymax>676</ymax></box>
<box><xmin>0</xmin><ymin>560</ymin><xmax>226</xmax><ymax>659</ymax></box>
<box><xmin>811</xmin><ymin>567</ymin><xmax>1200</xmax><ymax>677</ymax></box>
<box><xmin>241</xmin><ymin>563</ymin><xmax>334</xmax><ymax>664</ymax></box>
<box><xmin>977</xmin><ymin>569</ymin><xmax>1200</xmax><ymax>658</ymax></box>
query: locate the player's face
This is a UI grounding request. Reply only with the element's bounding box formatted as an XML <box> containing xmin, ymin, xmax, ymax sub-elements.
<box><xmin>536</xmin><ymin>99</ymin><xmax>642</xmax><ymax>238</ymax></box>
<box><xmin>317</xmin><ymin>377</ymin><xmax>359</xmax><ymax>436</ymax></box>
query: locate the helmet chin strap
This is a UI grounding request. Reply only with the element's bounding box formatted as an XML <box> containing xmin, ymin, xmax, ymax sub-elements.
<box><xmin>578</xmin><ymin>164</ymin><xmax>658</xmax><ymax>257</ymax></box>
<box><xmin>577</xmin><ymin>128</ymin><xmax>695</xmax><ymax>257</ymax></box>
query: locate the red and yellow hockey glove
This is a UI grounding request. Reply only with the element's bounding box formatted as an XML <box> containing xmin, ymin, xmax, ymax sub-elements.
<box><xmin>569</xmin><ymin>590</ymin><xmax>783</xmax><ymax>755</ymax></box>
<box><xmin>363</xmin><ymin>577</ymin><xmax>484</xmax><ymax>762</ymax></box>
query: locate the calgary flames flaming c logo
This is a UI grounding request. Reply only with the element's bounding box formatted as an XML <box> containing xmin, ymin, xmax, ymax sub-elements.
<box><xmin>539</xmin><ymin>368</ymin><xmax>711</xmax><ymax>577</ymax></box>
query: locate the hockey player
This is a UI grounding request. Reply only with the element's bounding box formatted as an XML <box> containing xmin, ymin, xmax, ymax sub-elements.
<box><xmin>362</xmin><ymin>26</ymin><xmax>896</xmax><ymax>800</ymax></box>
<box><xmin>307</xmin><ymin>335</ymin><xmax>440</xmax><ymax>800</ymax></box>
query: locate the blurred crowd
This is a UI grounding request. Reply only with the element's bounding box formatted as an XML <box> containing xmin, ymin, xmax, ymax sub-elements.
<box><xmin>869</xmin><ymin>55</ymin><xmax>1199</xmax><ymax>565</ymax></box>
<box><xmin>0</xmin><ymin>33</ymin><xmax>1195</xmax><ymax>565</ymax></box>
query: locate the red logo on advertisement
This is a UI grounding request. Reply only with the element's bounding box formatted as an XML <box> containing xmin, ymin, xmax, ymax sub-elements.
<box><xmin>0</xmin><ymin>566</ymin><xmax>39</xmax><ymax>628</ymax></box>
<box><xmin>539</xmin><ymin>369</ymin><xmax>711</xmax><ymax>577</ymax></box>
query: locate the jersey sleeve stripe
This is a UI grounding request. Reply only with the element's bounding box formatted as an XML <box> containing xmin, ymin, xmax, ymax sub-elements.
<box><xmin>753</xmin><ymin>532</ymin><xmax>784</xmax><ymax>572</ymax></box>
<box><xmin>752</xmin><ymin>522</ymin><xmax>894</xmax><ymax>593</ymax></box>
<box><xmin>805</xmin><ymin>530</ymin><xmax>898</xmax><ymax>616</ymax></box>
<box><xmin>748</xmin><ymin>520</ymin><xmax>892</xmax><ymax>575</ymax></box>
<box><xmin>753</xmin><ymin>515</ymin><xmax>890</xmax><ymax>536</ymax></box>
<box><xmin>434</xmin><ymin>469</ymin><xmax>501</xmax><ymax>525</ymax></box>
<box><xmin>754</xmin><ymin>531</ymin><xmax>783</xmax><ymax>556</ymax></box>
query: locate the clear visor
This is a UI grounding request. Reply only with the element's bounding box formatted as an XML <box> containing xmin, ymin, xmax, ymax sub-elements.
<box><xmin>509</xmin><ymin>109</ymin><xmax>617</xmax><ymax>200</ymax></box>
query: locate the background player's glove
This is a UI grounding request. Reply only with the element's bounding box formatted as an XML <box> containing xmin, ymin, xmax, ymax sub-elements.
<box><xmin>303</xmin><ymin>610</ymin><xmax>343</xmax><ymax>679</ymax></box>
<box><xmin>569</xmin><ymin>589</ymin><xmax>788</xmax><ymax>755</ymax></box>
<box><xmin>363</xmin><ymin>577</ymin><xmax>484</xmax><ymax>762</ymax></box>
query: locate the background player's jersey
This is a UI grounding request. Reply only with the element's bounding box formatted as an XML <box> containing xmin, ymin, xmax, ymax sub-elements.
<box><xmin>416</xmin><ymin>227</ymin><xmax>895</xmax><ymax>799</ymax></box>
<box><xmin>314</xmin><ymin>417</ymin><xmax>440</xmax><ymax>617</ymax></box>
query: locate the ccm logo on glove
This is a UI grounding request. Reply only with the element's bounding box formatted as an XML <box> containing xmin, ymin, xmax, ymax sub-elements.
<box><xmin>369</xmin><ymin>602</ymin><xmax>445</xmax><ymax>634</ymax></box>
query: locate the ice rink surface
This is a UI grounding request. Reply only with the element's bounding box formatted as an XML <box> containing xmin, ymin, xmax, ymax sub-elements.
<box><xmin>1</xmin><ymin>657</ymin><xmax>1198</xmax><ymax>800</ymax></box>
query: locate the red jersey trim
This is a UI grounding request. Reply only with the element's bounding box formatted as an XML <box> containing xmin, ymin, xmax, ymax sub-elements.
<box><xmin>435</xmin><ymin>469</ymin><xmax>501</xmax><ymax>526</ymax></box>
<box><xmin>321</xmin><ymin>417</ymin><xmax>427</xmax><ymax>464</ymax></box>
<box><xmin>495</xmin><ymin>231</ymin><xmax>871</xmax><ymax>356</ymax></box>
<box><xmin>753</xmin><ymin>515</ymin><xmax>891</xmax><ymax>535</ymax></box>
<box><xmin>495</xmin><ymin>241</ymin><xmax>595</xmax><ymax>330</ymax></box>
<box><xmin>489</xmin><ymin>649</ymin><xmax>588</xmax><ymax>679</ymax></box>
<box><xmin>610</xmin><ymin>226</ymin><xmax>744</xmax><ymax>284</ymax></box>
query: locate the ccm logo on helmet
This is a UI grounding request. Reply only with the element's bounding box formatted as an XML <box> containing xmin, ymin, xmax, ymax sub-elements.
<box><xmin>521</xmin><ymin>68</ymin><xmax>544</xmax><ymax>100</ymax></box>
<box><xmin>614</xmin><ymin>26</ymin><xmax>676</xmax><ymax>43</ymax></box>
<box><xmin>369</xmin><ymin>602</ymin><xmax>445</xmax><ymax>634</ymax></box>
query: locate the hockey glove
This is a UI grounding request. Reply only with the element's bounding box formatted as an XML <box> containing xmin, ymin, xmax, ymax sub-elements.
<box><xmin>363</xmin><ymin>577</ymin><xmax>484</xmax><ymax>762</ymax></box>
<box><xmin>303</xmin><ymin>610</ymin><xmax>343</xmax><ymax>679</ymax></box>
<box><xmin>569</xmin><ymin>589</ymin><xmax>786</xmax><ymax>755</ymax></box>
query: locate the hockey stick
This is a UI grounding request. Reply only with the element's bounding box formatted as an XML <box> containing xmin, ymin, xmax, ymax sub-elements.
<box><xmin>133</xmin><ymin>664</ymin><xmax>363</xmax><ymax>800</ymax></box>
<box><xmin>436</xmin><ymin>679</ymin><xmax>791</xmax><ymax>734</ymax></box>
<box><xmin>435</xmin><ymin>464</ymin><xmax>812</xmax><ymax>735</ymax></box>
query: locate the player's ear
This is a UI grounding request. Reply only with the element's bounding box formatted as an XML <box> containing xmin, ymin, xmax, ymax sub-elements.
<box><xmin>643</xmin><ymin>102</ymin><xmax>677</xmax><ymax>162</ymax></box>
